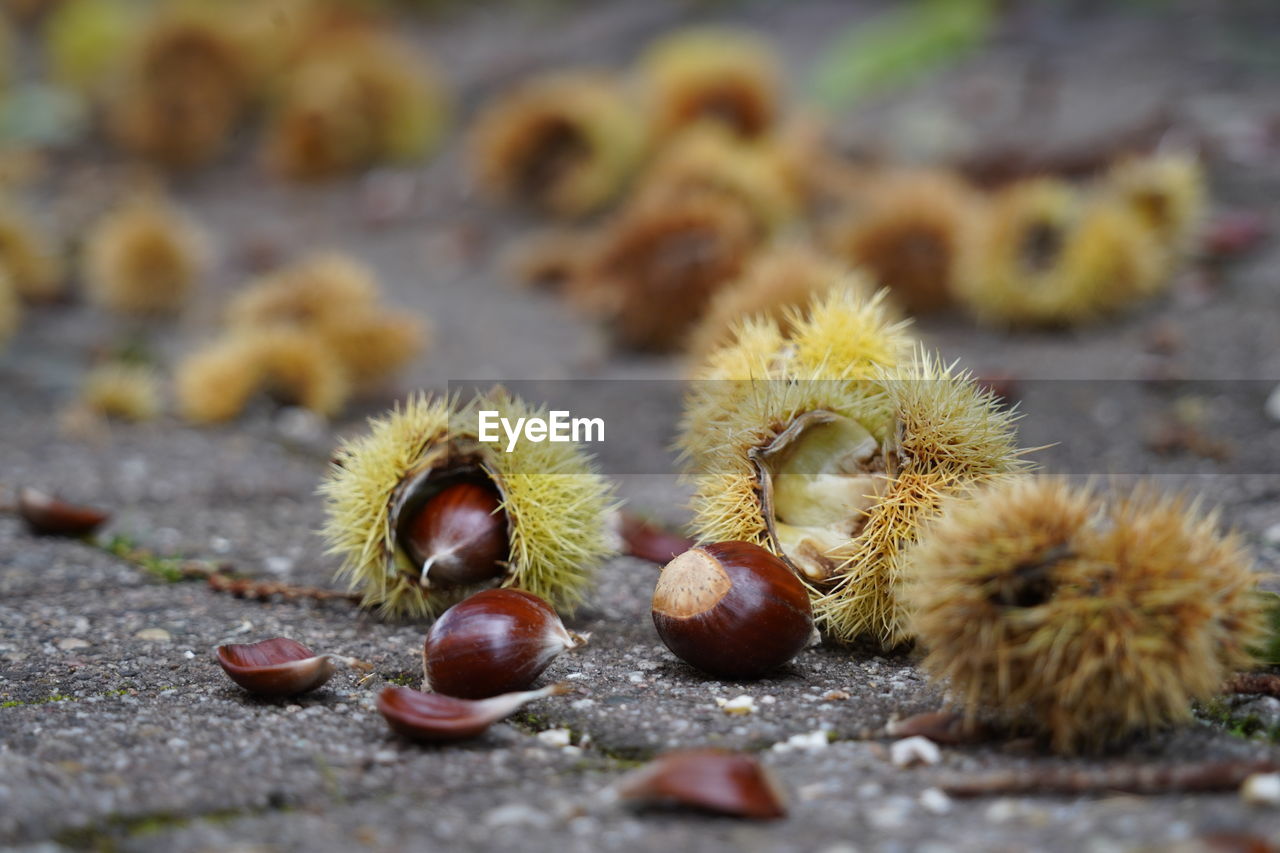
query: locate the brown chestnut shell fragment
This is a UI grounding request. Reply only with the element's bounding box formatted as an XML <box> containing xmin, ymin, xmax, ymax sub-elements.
<box><xmin>215</xmin><ymin>637</ymin><xmax>335</xmax><ymax>698</ymax></box>
<box><xmin>423</xmin><ymin>588</ymin><xmax>584</xmax><ymax>699</ymax></box>
<box><xmin>376</xmin><ymin>683</ymin><xmax>569</xmax><ymax>743</ymax></box>
<box><xmin>652</xmin><ymin>541</ymin><xmax>812</xmax><ymax>680</ymax></box>
<box><xmin>615</xmin><ymin>748</ymin><xmax>787</xmax><ymax>820</ymax></box>
<box><xmin>17</xmin><ymin>488</ymin><xmax>110</xmax><ymax>537</ymax></box>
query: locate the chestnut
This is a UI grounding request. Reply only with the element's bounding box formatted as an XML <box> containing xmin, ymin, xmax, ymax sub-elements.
<box><xmin>400</xmin><ymin>480</ymin><xmax>509</xmax><ymax>588</ymax></box>
<box><xmin>17</xmin><ymin>488</ymin><xmax>110</xmax><ymax>537</ymax></box>
<box><xmin>423</xmin><ymin>588</ymin><xmax>585</xmax><ymax>699</ymax></box>
<box><xmin>215</xmin><ymin>637</ymin><xmax>335</xmax><ymax>697</ymax></box>
<box><xmin>651</xmin><ymin>541</ymin><xmax>812</xmax><ymax>680</ymax></box>
<box><xmin>614</xmin><ymin>748</ymin><xmax>787</xmax><ymax>820</ymax></box>
<box><xmin>376</xmin><ymin>682</ymin><xmax>570</xmax><ymax>743</ymax></box>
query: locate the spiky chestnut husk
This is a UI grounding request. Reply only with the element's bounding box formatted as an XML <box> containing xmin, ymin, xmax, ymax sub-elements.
<box><xmin>825</xmin><ymin>171</ymin><xmax>981</xmax><ymax>314</ymax></box>
<box><xmin>320</xmin><ymin>390</ymin><xmax>619</xmax><ymax>619</ymax></box>
<box><xmin>83</xmin><ymin>194</ymin><xmax>206</xmax><ymax>316</ymax></box>
<box><xmin>506</xmin><ymin>228</ymin><xmax>597</xmax><ymax>293</ymax></box>
<box><xmin>104</xmin><ymin>7</ymin><xmax>252</xmax><ymax>168</ymax></box>
<box><xmin>263</xmin><ymin>33</ymin><xmax>449</xmax><ymax>179</ymax></box>
<box><xmin>906</xmin><ymin>477</ymin><xmax>1265</xmax><ymax>753</ymax></box>
<box><xmin>43</xmin><ymin>0</ymin><xmax>136</xmax><ymax>93</ymax></box>
<box><xmin>0</xmin><ymin>199</ymin><xmax>64</xmax><ymax>302</ymax></box>
<box><xmin>469</xmin><ymin>71</ymin><xmax>646</xmax><ymax>218</ymax></box>
<box><xmin>639</xmin><ymin>28</ymin><xmax>780</xmax><ymax>141</ymax></box>
<box><xmin>174</xmin><ymin>327</ymin><xmax>350</xmax><ymax>424</ymax></box>
<box><xmin>227</xmin><ymin>252</ymin><xmax>426</xmax><ymax>385</ymax></box>
<box><xmin>228</xmin><ymin>252</ymin><xmax>379</xmax><ymax>330</ymax></box>
<box><xmin>686</xmin><ymin>243</ymin><xmax>862</xmax><ymax>362</ymax></box>
<box><xmin>953</xmin><ymin>178</ymin><xmax>1161</xmax><ymax>327</ymax></box>
<box><xmin>569</xmin><ymin>189</ymin><xmax>757</xmax><ymax>351</ymax></box>
<box><xmin>809</xmin><ymin>352</ymin><xmax>1029</xmax><ymax>646</ymax></box>
<box><xmin>1105</xmin><ymin>152</ymin><xmax>1205</xmax><ymax>276</ymax></box>
<box><xmin>0</xmin><ymin>267</ymin><xmax>19</xmax><ymax>345</ymax></box>
<box><xmin>682</xmin><ymin>288</ymin><xmax>1025</xmax><ymax>646</ymax></box>
<box><xmin>262</xmin><ymin>59</ymin><xmax>376</xmax><ymax>180</ymax></box>
<box><xmin>0</xmin><ymin>14</ymin><xmax>12</xmax><ymax>91</ymax></box>
<box><xmin>79</xmin><ymin>362</ymin><xmax>161</xmax><ymax>422</ymax></box>
<box><xmin>635</xmin><ymin>124</ymin><xmax>799</xmax><ymax>236</ymax></box>
<box><xmin>682</xmin><ymin>284</ymin><xmax>909</xmax><ymax>473</ymax></box>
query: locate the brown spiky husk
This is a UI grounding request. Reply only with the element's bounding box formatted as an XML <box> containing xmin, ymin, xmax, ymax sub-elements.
<box><xmin>104</xmin><ymin>8</ymin><xmax>252</xmax><ymax>168</ymax></box>
<box><xmin>825</xmin><ymin>170</ymin><xmax>980</xmax><ymax>314</ymax></box>
<box><xmin>570</xmin><ymin>189</ymin><xmax>757</xmax><ymax>351</ymax></box>
<box><xmin>907</xmin><ymin>477</ymin><xmax>1265</xmax><ymax>753</ymax></box>
<box><xmin>640</xmin><ymin>28</ymin><xmax>781</xmax><ymax>141</ymax></box>
<box><xmin>686</xmin><ymin>243</ymin><xmax>859</xmax><ymax>361</ymax></box>
<box><xmin>469</xmin><ymin>71</ymin><xmax>645</xmax><ymax>217</ymax></box>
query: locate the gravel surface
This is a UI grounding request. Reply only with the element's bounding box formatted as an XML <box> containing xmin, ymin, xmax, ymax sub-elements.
<box><xmin>3</xmin><ymin>1</ymin><xmax>1280</xmax><ymax>850</ymax></box>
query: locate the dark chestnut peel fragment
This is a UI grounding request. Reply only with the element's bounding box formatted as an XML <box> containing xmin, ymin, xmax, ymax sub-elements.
<box><xmin>614</xmin><ymin>749</ymin><xmax>788</xmax><ymax>820</ymax></box>
<box><xmin>215</xmin><ymin>637</ymin><xmax>335</xmax><ymax>698</ymax></box>
<box><xmin>17</xmin><ymin>488</ymin><xmax>110</xmax><ymax>537</ymax></box>
<box><xmin>652</xmin><ymin>542</ymin><xmax>812</xmax><ymax>680</ymax></box>
<box><xmin>376</xmin><ymin>683</ymin><xmax>570</xmax><ymax>743</ymax></box>
<box><xmin>423</xmin><ymin>589</ymin><xmax>585</xmax><ymax>699</ymax></box>
<box><xmin>400</xmin><ymin>480</ymin><xmax>509</xmax><ymax>589</ymax></box>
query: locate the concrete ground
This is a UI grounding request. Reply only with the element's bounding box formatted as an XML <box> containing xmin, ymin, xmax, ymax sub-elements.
<box><xmin>2</xmin><ymin>1</ymin><xmax>1280</xmax><ymax>850</ymax></box>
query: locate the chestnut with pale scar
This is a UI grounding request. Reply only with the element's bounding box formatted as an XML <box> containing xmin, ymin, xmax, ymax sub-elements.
<box><xmin>652</xmin><ymin>541</ymin><xmax>812</xmax><ymax>680</ymax></box>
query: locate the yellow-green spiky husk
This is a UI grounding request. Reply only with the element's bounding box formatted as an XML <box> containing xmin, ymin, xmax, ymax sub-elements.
<box><xmin>826</xmin><ymin>170</ymin><xmax>981</xmax><ymax>314</ymax></box>
<box><xmin>682</xmin><ymin>285</ymin><xmax>911</xmax><ymax>474</ymax></box>
<box><xmin>0</xmin><ymin>267</ymin><xmax>19</xmax><ymax>345</ymax></box>
<box><xmin>640</xmin><ymin>27</ymin><xmax>781</xmax><ymax>141</ymax></box>
<box><xmin>811</xmin><ymin>351</ymin><xmax>1028</xmax><ymax>646</ymax></box>
<box><xmin>953</xmin><ymin>178</ymin><xmax>1161</xmax><ymax>327</ymax></box>
<box><xmin>0</xmin><ymin>199</ymin><xmax>64</xmax><ymax>302</ymax></box>
<box><xmin>174</xmin><ymin>327</ymin><xmax>349</xmax><ymax>423</ymax></box>
<box><xmin>83</xmin><ymin>195</ymin><xmax>206</xmax><ymax>316</ymax></box>
<box><xmin>320</xmin><ymin>391</ymin><xmax>618</xmax><ymax>619</ymax></box>
<box><xmin>80</xmin><ymin>362</ymin><xmax>162</xmax><ymax>422</ymax></box>
<box><xmin>1105</xmin><ymin>152</ymin><xmax>1205</xmax><ymax>274</ymax></box>
<box><xmin>469</xmin><ymin>71</ymin><xmax>646</xmax><ymax>217</ymax></box>
<box><xmin>637</xmin><ymin>124</ymin><xmax>800</xmax><ymax>235</ymax></box>
<box><xmin>906</xmin><ymin>477</ymin><xmax>1265</xmax><ymax>753</ymax></box>
<box><xmin>686</xmin><ymin>242</ymin><xmax>858</xmax><ymax>362</ymax></box>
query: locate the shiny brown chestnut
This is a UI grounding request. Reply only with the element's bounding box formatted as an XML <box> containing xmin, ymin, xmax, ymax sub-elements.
<box><xmin>400</xmin><ymin>480</ymin><xmax>509</xmax><ymax>588</ymax></box>
<box><xmin>376</xmin><ymin>682</ymin><xmax>570</xmax><ymax>743</ymax></box>
<box><xmin>215</xmin><ymin>637</ymin><xmax>335</xmax><ymax>697</ymax></box>
<box><xmin>423</xmin><ymin>588</ymin><xmax>585</xmax><ymax>699</ymax></box>
<box><xmin>652</xmin><ymin>541</ymin><xmax>812</xmax><ymax>680</ymax></box>
<box><xmin>17</xmin><ymin>488</ymin><xmax>110</xmax><ymax>537</ymax></box>
<box><xmin>614</xmin><ymin>748</ymin><xmax>788</xmax><ymax>820</ymax></box>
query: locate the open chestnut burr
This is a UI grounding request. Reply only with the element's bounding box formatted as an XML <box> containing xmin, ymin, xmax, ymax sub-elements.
<box><xmin>651</xmin><ymin>541</ymin><xmax>813</xmax><ymax>680</ymax></box>
<box><xmin>321</xmin><ymin>391</ymin><xmax>617</xmax><ymax>618</ymax></box>
<box><xmin>423</xmin><ymin>588</ymin><xmax>586</xmax><ymax>699</ymax></box>
<box><xmin>215</xmin><ymin>637</ymin><xmax>335</xmax><ymax>698</ymax></box>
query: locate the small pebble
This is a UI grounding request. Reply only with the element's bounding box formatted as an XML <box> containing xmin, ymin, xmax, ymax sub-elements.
<box><xmin>1242</xmin><ymin>773</ymin><xmax>1280</xmax><ymax>806</ymax></box>
<box><xmin>56</xmin><ymin>638</ymin><xmax>90</xmax><ymax>651</ymax></box>
<box><xmin>890</xmin><ymin>736</ymin><xmax>941</xmax><ymax>768</ymax></box>
<box><xmin>772</xmin><ymin>730</ymin><xmax>830</xmax><ymax>753</ymax></box>
<box><xmin>1265</xmin><ymin>384</ymin><xmax>1280</xmax><ymax>423</ymax></box>
<box><xmin>716</xmin><ymin>695</ymin><xmax>757</xmax><ymax>716</ymax></box>
<box><xmin>919</xmin><ymin>787</ymin><xmax>952</xmax><ymax>815</ymax></box>
<box><xmin>134</xmin><ymin>628</ymin><xmax>171</xmax><ymax>643</ymax></box>
<box><xmin>536</xmin><ymin>728</ymin><xmax>572</xmax><ymax>748</ymax></box>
